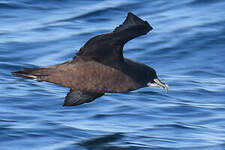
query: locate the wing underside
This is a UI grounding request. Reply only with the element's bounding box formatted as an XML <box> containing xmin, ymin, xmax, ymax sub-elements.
<box><xmin>64</xmin><ymin>89</ymin><xmax>104</xmax><ymax>106</ymax></box>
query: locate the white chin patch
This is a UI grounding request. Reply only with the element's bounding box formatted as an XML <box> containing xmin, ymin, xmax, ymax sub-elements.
<box><xmin>147</xmin><ymin>83</ymin><xmax>158</xmax><ymax>87</ymax></box>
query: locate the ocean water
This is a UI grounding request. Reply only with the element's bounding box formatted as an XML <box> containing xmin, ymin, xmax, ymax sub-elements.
<box><xmin>1</xmin><ymin>0</ymin><xmax>225</xmax><ymax>149</ymax></box>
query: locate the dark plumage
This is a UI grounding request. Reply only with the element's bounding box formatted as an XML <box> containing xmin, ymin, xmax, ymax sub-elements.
<box><xmin>12</xmin><ymin>12</ymin><xmax>168</xmax><ymax>106</ymax></box>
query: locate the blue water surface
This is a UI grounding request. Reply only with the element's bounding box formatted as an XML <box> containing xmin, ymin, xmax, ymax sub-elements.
<box><xmin>1</xmin><ymin>0</ymin><xmax>225</xmax><ymax>150</ymax></box>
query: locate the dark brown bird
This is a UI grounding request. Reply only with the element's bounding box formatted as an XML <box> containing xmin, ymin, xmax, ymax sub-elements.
<box><xmin>12</xmin><ymin>12</ymin><xmax>168</xmax><ymax>106</ymax></box>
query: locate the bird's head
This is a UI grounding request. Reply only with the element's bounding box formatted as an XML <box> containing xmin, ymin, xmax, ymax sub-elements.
<box><xmin>146</xmin><ymin>68</ymin><xmax>169</xmax><ymax>93</ymax></box>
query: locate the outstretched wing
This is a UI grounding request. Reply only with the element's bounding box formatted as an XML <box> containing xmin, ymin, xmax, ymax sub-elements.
<box><xmin>64</xmin><ymin>89</ymin><xmax>104</xmax><ymax>106</ymax></box>
<box><xmin>74</xmin><ymin>12</ymin><xmax>153</xmax><ymax>66</ymax></box>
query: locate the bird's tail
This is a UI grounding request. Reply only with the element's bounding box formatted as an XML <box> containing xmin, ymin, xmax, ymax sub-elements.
<box><xmin>12</xmin><ymin>68</ymin><xmax>48</xmax><ymax>81</ymax></box>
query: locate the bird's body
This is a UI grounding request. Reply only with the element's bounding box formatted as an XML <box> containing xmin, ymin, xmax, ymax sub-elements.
<box><xmin>12</xmin><ymin>12</ymin><xmax>168</xmax><ymax>106</ymax></box>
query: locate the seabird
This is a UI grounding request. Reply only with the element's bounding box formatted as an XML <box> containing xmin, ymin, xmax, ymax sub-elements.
<box><xmin>12</xmin><ymin>12</ymin><xmax>168</xmax><ymax>106</ymax></box>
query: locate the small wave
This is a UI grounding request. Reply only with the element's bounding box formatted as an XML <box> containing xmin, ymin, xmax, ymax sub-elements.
<box><xmin>0</xmin><ymin>2</ymin><xmax>24</xmax><ymax>9</ymax></box>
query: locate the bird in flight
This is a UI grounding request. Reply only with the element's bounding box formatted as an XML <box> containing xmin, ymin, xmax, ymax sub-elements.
<box><xmin>12</xmin><ymin>12</ymin><xmax>168</xmax><ymax>106</ymax></box>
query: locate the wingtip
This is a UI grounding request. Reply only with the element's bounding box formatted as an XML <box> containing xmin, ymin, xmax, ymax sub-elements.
<box><xmin>127</xmin><ymin>12</ymin><xmax>141</xmax><ymax>20</ymax></box>
<box><xmin>127</xmin><ymin>12</ymin><xmax>153</xmax><ymax>30</ymax></box>
<box><xmin>113</xmin><ymin>12</ymin><xmax>153</xmax><ymax>34</ymax></box>
<box><xmin>127</xmin><ymin>12</ymin><xmax>134</xmax><ymax>16</ymax></box>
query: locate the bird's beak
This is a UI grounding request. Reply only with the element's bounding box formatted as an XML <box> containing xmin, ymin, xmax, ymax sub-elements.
<box><xmin>147</xmin><ymin>78</ymin><xmax>169</xmax><ymax>93</ymax></box>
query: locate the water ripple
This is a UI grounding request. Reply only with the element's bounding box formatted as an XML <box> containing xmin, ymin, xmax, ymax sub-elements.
<box><xmin>1</xmin><ymin>0</ymin><xmax>225</xmax><ymax>149</ymax></box>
